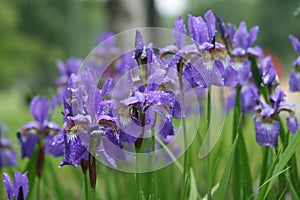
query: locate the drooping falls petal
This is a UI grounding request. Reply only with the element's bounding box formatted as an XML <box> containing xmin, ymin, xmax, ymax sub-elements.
<box><xmin>223</xmin><ymin>62</ymin><xmax>238</xmax><ymax>87</ymax></box>
<box><xmin>17</xmin><ymin>132</ymin><xmax>40</xmax><ymax>159</ymax></box>
<box><xmin>254</xmin><ymin>117</ymin><xmax>280</xmax><ymax>147</ymax></box>
<box><xmin>287</xmin><ymin>116</ymin><xmax>299</xmax><ymax>134</ymax></box>
<box><xmin>289</xmin><ymin>70</ymin><xmax>300</xmax><ymax>92</ymax></box>
<box><xmin>45</xmin><ymin>131</ymin><xmax>64</xmax><ymax>157</ymax></box>
<box><xmin>157</xmin><ymin>117</ymin><xmax>175</xmax><ymax>144</ymax></box>
<box><xmin>60</xmin><ymin>131</ymin><xmax>88</xmax><ymax>167</ymax></box>
<box><xmin>0</xmin><ymin>129</ymin><xmax>17</xmax><ymax>167</ymax></box>
<box><xmin>183</xmin><ymin>63</ymin><xmax>207</xmax><ymax>88</ymax></box>
<box><xmin>193</xmin><ymin>59</ymin><xmax>224</xmax><ymax>87</ymax></box>
<box><xmin>240</xmin><ymin>83</ymin><xmax>259</xmax><ymax>113</ymax></box>
<box><xmin>234</xmin><ymin>60</ymin><xmax>251</xmax><ymax>85</ymax></box>
<box><xmin>0</xmin><ymin>142</ymin><xmax>17</xmax><ymax>167</ymax></box>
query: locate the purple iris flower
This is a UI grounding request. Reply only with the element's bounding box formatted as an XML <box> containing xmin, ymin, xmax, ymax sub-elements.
<box><xmin>117</xmin><ymin>59</ymin><xmax>179</xmax><ymax>148</ymax></box>
<box><xmin>289</xmin><ymin>34</ymin><xmax>300</xmax><ymax>92</ymax></box>
<box><xmin>17</xmin><ymin>96</ymin><xmax>62</xmax><ymax>158</ymax></box>
<box><xmin>56</xmin><ymin>57</ymin><xmax>82</xmax><ymax>103</ymax></box>
<box><xmin>0</xmin><ymin>126</ymin><xmax>17</xmax><ymax>168</ymax></box>
<box><xmin>218</xmin><ymin>19</ymin><xmax>263</xmax><ymax>86</ymax></box>
<box><xmin>95</xmin><ymin>32</ymin><xmax>120</xmax><ymax>56</ymax></box>
<box><xmin>188</xmin><ymin>10</ymin><xmax>224</xmax><ymax>50</ymax></box>
<box><xmin>3</xmin><ymin>172</ymin><xmax>28</xmax><ymax>200</ymax></box>
<box><xmin>162</xmin><ymin>11</ymin><xmax>237</xmax><ymax>88</ymax></box>
<box><xmin>217</xmin><ymin>16</ymin><xmax>235</xmax><ymax>43</ymax></box>
<box><xmin>60</xmin><ymin>68</ymin><xmax>134</xmax><ymax>168</ymax></box>
<box><xmin>232</xmin><ymin>21</ymin><xmax>261</xmax><ymax>58</ymax></box>
<box><xmin>260</xmin><ymin>56</ymin><xmax>278</xmax><ymax>86</ymax></box>
<box><xmin>118</xmin><ymin>89</ymin><xmax>175</xmax><ymax>140</ymax></box>
<box><xmin>254</xmin><ymin>87</ymin><xmax>299</xmax><ymax>146</ymax></box>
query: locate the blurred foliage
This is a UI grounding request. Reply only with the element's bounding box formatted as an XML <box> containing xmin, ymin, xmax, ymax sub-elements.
<box><xmin>1</xmin><ymin>0</ymin><xmax>300</xmax><ymax>91</ymax></box>
<box><xmin>0</xmin><ymin>0</ymin><xmax>107</xmax><ymax>92</ymax></box>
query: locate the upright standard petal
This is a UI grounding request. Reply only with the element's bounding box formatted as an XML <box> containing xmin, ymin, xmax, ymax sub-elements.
<box><xmin>248</xmin><ymin>26</ymin><xmax>259</xmax><ymax>47</ymax></box>
<box><xmin>233</xmin><ymin>22</ymin><xmax>248</xmax><ymax>49</ymax></box>
<box><xmin>204</xmin><ymin>10</ymin><xmax>216</xmax><ymax>43</ymax></box>
<box><xmin>173</xmin><ymin>15</ymin><xmax>186</xmax><ymax>50</ymax></box>
<box><xmin>17</xmin><ymin>132</ymin><xmax>40</xmax><ymax>159</ymax></box>
<box><xmin>289</xmin><ymin>71</ymin><xmax>300</xmax><ymax>92</ymax></box>
<box><xmin>29</xmin><ymin>96</ymin><xmax>49</xmax><ymax>124</ymax></box>
<box><xmin>134</xmin><ymin>30</ymin><xmax>146</xmax><ymax>59</ymax></box>
<box><xmin>3</xmin><ymin>173</ymin><xmax>13</xmax><ymax>200</ymax></box>
<box><xmin>289</xmin><ymin>34</ymin><xmax>300</xmax><ymax>55</ymax></box>
<box><xmin>60</xmin><ymin>131</ymin><xmax>89</xmax><ymax>167</ymax></box>
<box><xmin>13</xmin><ymin>172</ymin><xmax>29</xmax><ymax>200</ymax></box>
<box><xmin>3</xmin><ymin>172</ymin><xmax>28</xmax><ymax>200</ymax></box>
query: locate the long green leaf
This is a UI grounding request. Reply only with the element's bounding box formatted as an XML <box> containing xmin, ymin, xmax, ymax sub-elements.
<box><xmin>24</xmin><ymin>146</ymin><xmax>39</xmax><ymax>199</ymax></box>
<box><xmin>189</xmin><ymin>168</ymin><xmax>201</xmax><ymax>200</ymax></box>
<box><xmin>155</xmin><ymin>136</ymin><xmax>183</xmax><ymax>173</ymax></box>
<box><xmin>265</xmin><ymin>130</ymin><xmax>300</xmax><ymax>197</ymax></box>
<box><xmin>256</xmin><ymin>167</ymin><xmax>289</xmax><ymax>200</ymax></box>
<box><xmin>214</xmin><ymin>135</ymin><xmax>238</xmax><ymax>199</ymax></box>
<box><xmin>285</xmin><ymin>173</ymin><xmax>300</xmax><ymax>200</ymax></box>
<box><xmin>257</xmin><ymin>129</ymin><xmax>300</xmax><ymax>199</ymax></box>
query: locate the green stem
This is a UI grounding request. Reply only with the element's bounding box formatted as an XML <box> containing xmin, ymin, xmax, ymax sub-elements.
<box><xmin>151</xmin><ymin>118</ymin><xmax>157</xmax><ymax>200</ymax></box>
<box><xmin>207</xmin><ymin>87</ymin><xmax>212</xmax><ymax>200</ymax></box>
<box><xmin>91</xmin><ymin>189</ymin><xmax>96</xmax><ymax>200</ymax></box>
<box><xmin>260</xmin><ymin>147</ymin><xmax>269</xmax><ymax>186</ymax></box>
<box><xmin>37</xmin><ymin>177</ymin><xmax>41</xmax><ymax>199</ymax></box>
<box><xmin>180</xmin><ymin>76</ymin><xmax>189</xmax><ymax>200</ymax></box>
<box><xmin>232</xmin><ymin>85</ymin><xmax>241</xmax><ymax>200</ymax></box>
<box><xmin>136</xmin><ymin>148</ymin><xmax>141</xmax><ymax>200</ymax></box>
<box><xmin>84</xmin><ymin>172</ymin><xmax>89</xmax><ymax>200</ymax></box>
<box><xmin>135</xmin><ymin>111</ymin><xmax>145</xmax><ymax>200</ymax></box>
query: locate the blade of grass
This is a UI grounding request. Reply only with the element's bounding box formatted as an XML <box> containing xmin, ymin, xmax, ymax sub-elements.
<box><xmin>259</xmin><ymin>147</ymin><xmax>269</xmax><ymax>186</ymax></box>
<box><xmin>24</xmin><ymin>146</ymin><xmax>39</xmax><ymax>199</ymax></box>
<box><xmin>214</xmin><ymin>134</ymin><xmax>238</xmax><ymax>199</ymax></box>
<box><xmin>189</xmin><ymin>168</ymin><xmax>201</xmax><ymax>200</ymax></box>
<box><xmin>285</xmin><ymin>173</ymin><xmax>300</xmax><ymax>200</ymax></box>
<box><xmin>45</xmin><ymin>157</ymin><xmax>66</xmax><ymax>199</ymax></box>
<box><xmin>203</xmin><ymin>183</ymin><xmax>219</xmax><ymax>200</ymax></box>
<box><xmin>155</xmin><ymin>136</ymin><xmax>183</xmax><ymax>173</ymax></box>
<box><xmin>256</xmin><ymin>167</ymin><xmax>290</xmax><ymax>200</ymax></box>
<box><xmin>265</xmin><ymin>130</ymin><xmax>300</xmax><ymax>198</ymax></box>
<box><xmin>238</xmin><ymin>130</ymin><xmax>254</xmax><ymax>199</ymax></box>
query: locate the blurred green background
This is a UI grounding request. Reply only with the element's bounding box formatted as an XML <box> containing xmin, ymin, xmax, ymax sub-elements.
<box><xmin>1</xmin><ymin>0</ymin><xmax>299</xmax><ymax>92</ymax></box>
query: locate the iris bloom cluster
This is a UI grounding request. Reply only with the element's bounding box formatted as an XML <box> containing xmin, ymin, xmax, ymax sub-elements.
<box><xmin>2</xmin><ymin>9</ymin><xmax>300</xmax><ymax>199</ymax></box>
